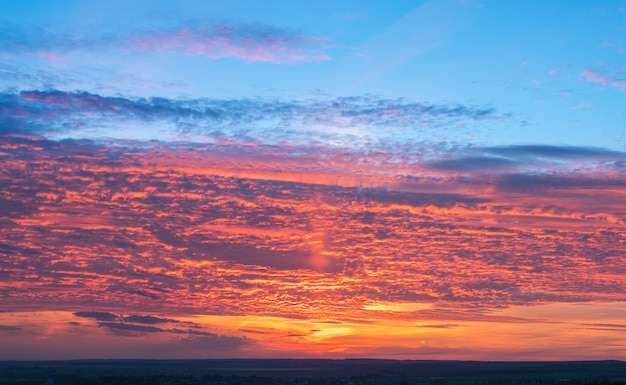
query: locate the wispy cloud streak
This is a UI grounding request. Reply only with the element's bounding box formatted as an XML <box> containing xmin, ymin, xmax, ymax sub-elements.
<box><xmin>126</xmin><ymin>26</ymin><xmax>330</xmax><ymax>63</ymax></box>
<box><xmin>427</xmin><ymin>145</ymin><xmax>626</xmax><ymax>173</ymax></box>
<box><xmin>0</xmin><ymin>23</ymin><xmax>330</xmax><ymax>63</ymax></box>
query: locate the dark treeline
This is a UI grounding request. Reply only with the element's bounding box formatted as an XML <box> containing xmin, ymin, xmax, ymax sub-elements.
<box><xmin>0</xmin><ymin>360</ymin><xmax>625</xmax><ymax>385</ymax></box>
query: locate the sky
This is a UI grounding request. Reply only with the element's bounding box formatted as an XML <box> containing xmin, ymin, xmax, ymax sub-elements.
<box><xmin>1</xmin><ymin>0</ymin><xmax>626</xmax><ymax>361</ymax></box>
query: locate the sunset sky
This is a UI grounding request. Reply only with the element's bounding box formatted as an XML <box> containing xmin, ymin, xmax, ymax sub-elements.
<box><xmin>1</xmin><ymin>0</ymin><xmax>626</xmax><ymax>361</ymax></box>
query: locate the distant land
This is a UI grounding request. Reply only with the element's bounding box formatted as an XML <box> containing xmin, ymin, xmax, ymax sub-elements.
<box><xmin>1</xmin><ymin>359</ymin><xmax>625</xmax><ymax>385</ymax></box>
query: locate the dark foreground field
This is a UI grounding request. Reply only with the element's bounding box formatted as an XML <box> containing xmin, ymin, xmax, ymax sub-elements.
<box><xmin>0</xmin><ymin>359</ymin><xmax>625</xmax><ymax>385</ymax></box>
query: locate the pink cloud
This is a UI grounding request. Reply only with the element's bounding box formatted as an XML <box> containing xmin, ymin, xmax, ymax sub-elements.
<box><xmin>1</xmin><ymin>23</ymin><xmax>330</xmax><ymax>64</ymax></box>
<box><xmin>581</xmin><ymin>70</ymin><xmax>626</xmax><ymax>90</ymax></box>
<box><xmin>30</xmin><ymin>52</ymin><xmax>58</xmax><ymax>61</ymax></box>
<box><xmin>20</xmin><ymin>90</ymin><xmax>126</xmax><ymax>112</ymax></box>
<box><xmin>126</xmin><ymin>26</ymin><xmax>330</xmax><ymax>64</ymax></box>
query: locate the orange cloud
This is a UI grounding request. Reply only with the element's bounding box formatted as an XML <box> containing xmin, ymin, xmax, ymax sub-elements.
<box><xmin>1</xmin><ymin>135</ymin><xmax>626</xmax><ymax>359</ymax></box>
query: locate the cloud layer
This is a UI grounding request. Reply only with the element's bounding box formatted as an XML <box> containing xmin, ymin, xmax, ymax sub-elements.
<box><xmin>1</xmin><ymin>135</ymin><xmax>625</xmax><ymax>325</ymax></box>
<box><xmin>0</xmin><ymin>89</ymin><xmax>498</xmax><ymax>147</ymax></box>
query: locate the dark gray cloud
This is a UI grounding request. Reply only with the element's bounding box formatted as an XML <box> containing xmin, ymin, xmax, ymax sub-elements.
<box><xmin>125</xmin><ymin>315</ymin><xmax>178</xmax><ymax>324</ymax></box>
<box><xmin>98</xmin><ymin>322</ymin><xmax>164</xmax><ymax>333</ymax></box>
<box><xmin>96</xmin><ymin>322</ymin><xmax>241</xmax><ymax>342</ymax></box>
<box><xmin>428</xmin><ymin>156</ymin><xmax>519</xmax><ymax>171</ymax></box>
<box><xmin>426</xmin><ymin>144</ymin><xmax>626</xmax><ymax>173</ymax></box>
<box><xmin>74</xmin><ymin>311</ymin><xmax>179</xmax><ymax>324</ymax></box>
<box><xmin>125</xmin><ymin>289</ymin><xmax>161</xmax><ymax>300</ymax></box>
<box><xmin>72</xmin><ymin>309</ymin><xmax>223</xmax><ymax>337</ymax></box>
<box><xmin>73</xmin><ymin>311</ymin><xmax>118</xmax><ymax>322</ymax></box>
<box><xmin>482</xmin><ymin>145</ymin><xmax>626</xmax><ymax>159</ymax></box>
<box><xmin>496</xmin><ymin>173</ymin><xmax>626</xmax><ymax>192</ymax></box>
<box><xmin>0</xmin><ymin>325</ymin><xmax>22</xmax><ymax>331</ymax></box>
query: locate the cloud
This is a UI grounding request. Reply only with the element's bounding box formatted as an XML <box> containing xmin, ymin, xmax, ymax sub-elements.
<box><xmin>126</xmin><ymin>25</ymin><xmax>330</xmax><ymax>63</ymax></box>
<box><xmin>418</xmin><ymin>323</ymin><xmax>460</xmax><ymax>329</ymax></box>
<box><xmin>482</xmin><ymin>145</ymin><xmax>626</xmax><ymax>159</ymax></box>
<box><xmin>3</xmin><ymin>135</ymin><xmax>626</xmax><ymax>320</ymax></box>
<box><xmin>74</xmin><ymin>311</ymin><xmax>179</xmax><ymax>324</ymax></box>
<box><xmin>96</xmin><ymin>322</ymin><xmax>245</xmax><ymax>345</ymax></box>
<box><xmin>413</xmin><ymin>309</ymin><xmax>543</xmax><ymax>323</ymax></box>
<box><xmin>0</xmin><ymin>325</ymin><xmax>22</xmax><ymax>332</ymax></box>
<box><xmin>172</xmin><ymin>239</ymin><xmax>341</xmax><ymax>273</ymax></box>
<box><xmin>496</xmin><ymin>173</ymin><xmax>626</xmax><ymax>192</ymax></box>
<box><xmin>125</xmin><ymin>315</ymin><xmax>178</xmax><ymax>324</ymax></box>
<box><xmin>0</xmin><ymin>63</ymin><xmax>66</xmax><ymax>89</ymax></box>
<box><xmin>73</xmin><ymin>311</ymin><xmax>118</xmax><ymax>322</ymax></box>
<box><xmin>0</xmin><ymin>89</ymin><xmax>498</xmax><ymax>146</ymax></box>
<box><xmin>98</xmin><ymin>322</ymin><xmax>164</xmax><ymax>334</ymax></box>
<box><xmin>349</xmin><ymin>187</ymin><xmax>489</xmax><ymax>206</ymax></box>
<box><xmin>425</xmin><ymin>144</ymin><xmax>626</xmax><ymax>173</ymax></box>
<box><xmin>582</xmin><ymin>323</ymin><xmax>626</xmax><ymax>328</ymax></box>
<box><xmin>581</xmin><ymin>70</ymin><xmax>626</xmax><ymax>90</ymax></box>
<box><xmin>0</xmin><ymin>22</ymin><xmax>329</xmax><ymax>64</ymax></box>
<box><xmin>169</xmin><ymin>335</ymin><xmax>250</xmax><ymax>352</ymax></box>
<box><xmin>428</xmin><ymin>156</ymin><xmax>519</xmax><ymax>171</ymax></box>
<box><xmin>74</xmin><ymin>312</ymin><xmax>219</xmax><ymax>338</ymax></box>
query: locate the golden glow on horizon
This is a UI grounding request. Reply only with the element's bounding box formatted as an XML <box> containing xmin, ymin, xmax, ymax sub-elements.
<box><xmin>1</xmin><ymin>302</ymin><xmax>625</xmax><ymax>360</ymax></box>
